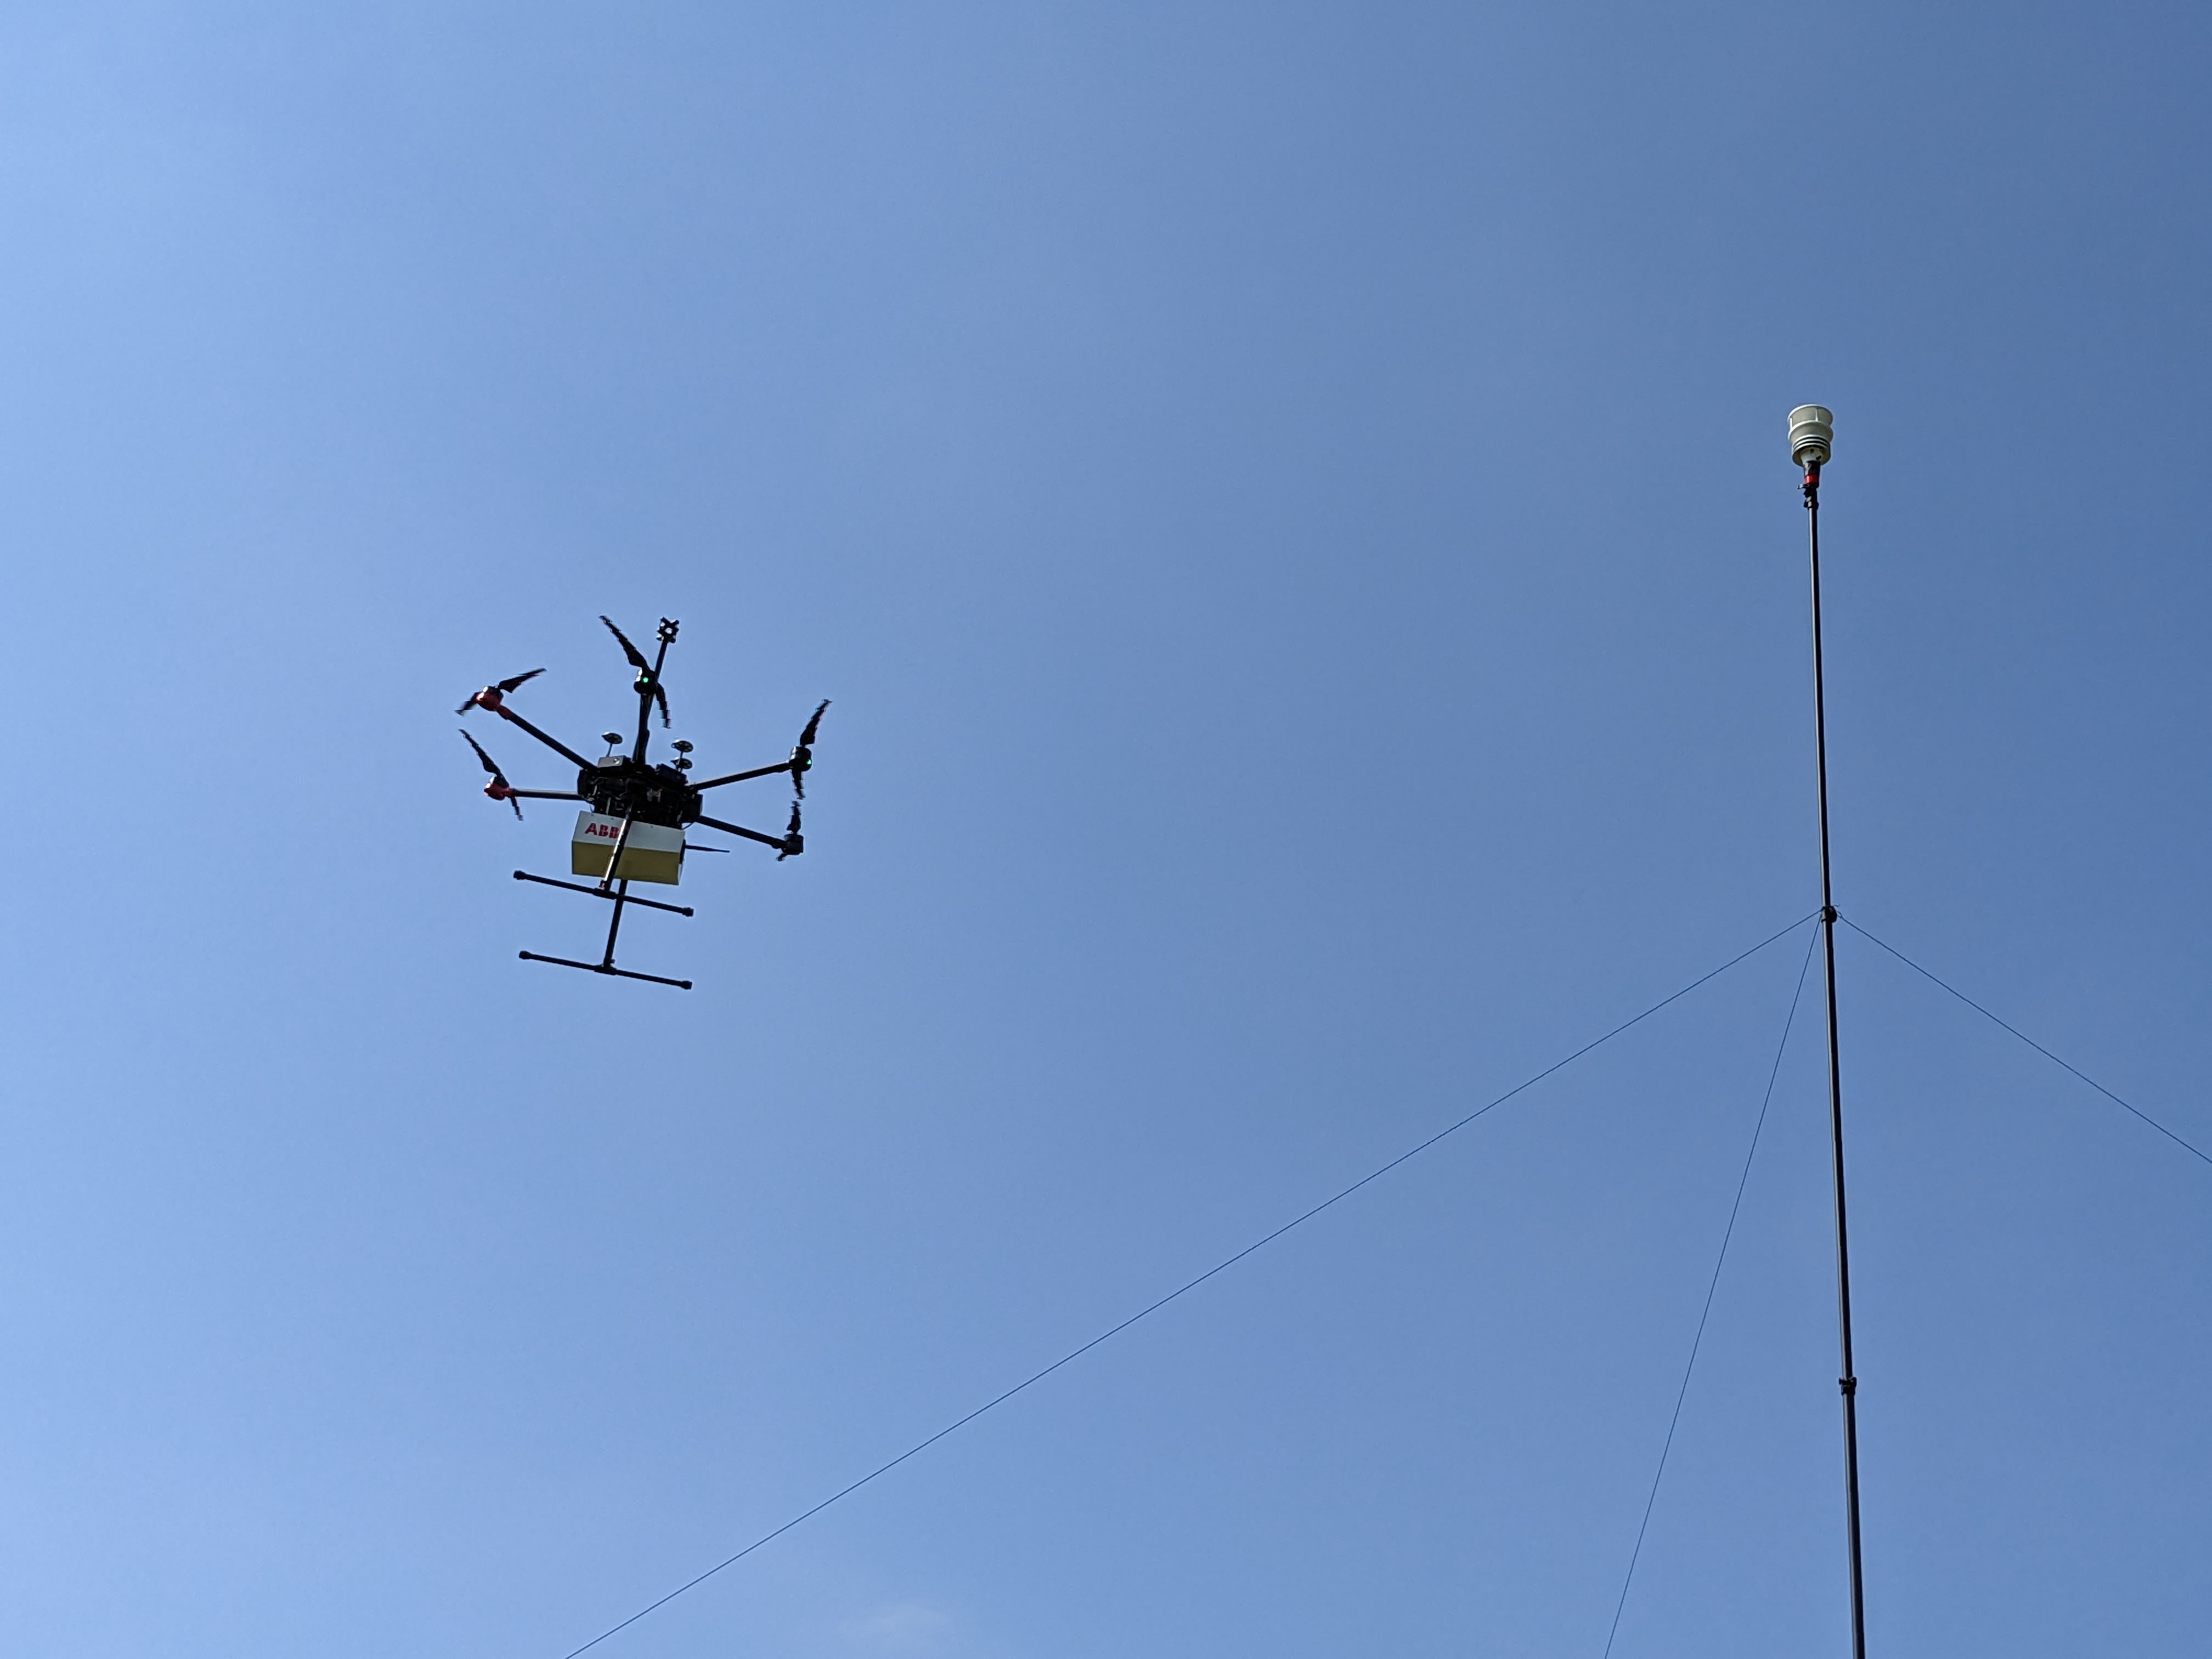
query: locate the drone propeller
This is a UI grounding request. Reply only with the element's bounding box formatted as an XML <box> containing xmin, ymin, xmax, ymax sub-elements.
<box><xmin>600</xmin><ymin>614</ymin><xmax>652</xmax><ymax>673</ymax></box>
<box><xmin>455</xmin><ymin>667</ymin><xmax>544</xmax><ymax>716</ymax></box>
<box><xmin>776</xmin><ymin>798</ymin><xmax>803</xmax><ymax>860</ymax></box>
<box><xmin>459</xmin><ymin>729</ymin><xmax>524</xmax><ymax>819</ymax></box>
<box><xmin>789</xmin><ymin>699</ymin><xmax>830</xmax><ymax>798</ymax></box>
<box><xmin>601</xmin><ymin>614</ymin><xmax>671</xmax><ymax>727</ymax></box>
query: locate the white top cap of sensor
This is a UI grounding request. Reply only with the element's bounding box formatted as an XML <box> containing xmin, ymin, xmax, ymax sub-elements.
<box><xmin>1788</xmin><ymin>405</ymin><xmax>1834</xmax><ymax>469</ymax></box>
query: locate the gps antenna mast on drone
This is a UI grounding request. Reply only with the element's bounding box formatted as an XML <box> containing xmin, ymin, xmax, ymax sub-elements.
<box><xmin>1791</xmin><ymin>403</ymin><xmax>1869</xmax><ymax>1659</ymax></box>
<box><xmin>455</xmin><ymin>616</ymin><xmax>828</xmax><ymax>990</ymax></box>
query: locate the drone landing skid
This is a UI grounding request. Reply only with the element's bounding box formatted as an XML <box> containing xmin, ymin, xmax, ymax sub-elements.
<box><xmin>518</xmin><ymin>951</ymin><xmax>692</xmax><ymax>991</ymax></box>
<box><xmin>512</xmin><ymin>869</ymin><xmax>693</xmax><ymax>917</ymax></box>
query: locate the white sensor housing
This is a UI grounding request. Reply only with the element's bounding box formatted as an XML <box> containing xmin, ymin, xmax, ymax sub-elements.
<box><xmin>1789</xmin><ymin>405</ymin><xmax>1833</xmax><ymax>469</ymax></box>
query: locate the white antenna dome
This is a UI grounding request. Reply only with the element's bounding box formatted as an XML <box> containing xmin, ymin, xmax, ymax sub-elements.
<box><xmin>1788</xmin><ymin>404</ymin><xmax>1833</xmax><ymax>469</ymax></box>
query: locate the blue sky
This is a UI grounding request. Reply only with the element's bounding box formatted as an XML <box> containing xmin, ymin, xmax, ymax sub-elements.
<box><xmin>1</xmin><ymin>4</ymin><xmax>2206</xmax><ymax>1655</ymax></box>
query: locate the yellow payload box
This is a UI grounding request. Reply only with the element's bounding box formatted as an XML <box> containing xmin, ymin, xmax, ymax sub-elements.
<box><xmin>572</xmin><ymin>812</ymin><xmax>685</xmax><ymax>885</ymax></box>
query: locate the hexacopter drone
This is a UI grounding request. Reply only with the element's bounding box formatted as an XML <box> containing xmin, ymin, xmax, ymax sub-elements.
<box><xmin>456</xmin><ymin>616</ymin><xmax>826</xmax><ymax>990</ymax></box>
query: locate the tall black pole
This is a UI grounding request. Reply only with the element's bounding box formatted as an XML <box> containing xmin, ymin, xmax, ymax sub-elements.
<box><xmin>1793</xmin><ymin>403</ymin><xmax>1867</xmax><ymax>1659</ymax></box>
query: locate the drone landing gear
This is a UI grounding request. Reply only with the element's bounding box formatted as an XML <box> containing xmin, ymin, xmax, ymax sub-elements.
<box><xmin>518</xmin><ymin>951</ymin><xmax>691</xmax><ymax>991</ymax></box>
<box><xmin>514</xmin><ymin>826</ymin><xmax>692</xmax><ymax>988</ymax></box>
<box><xmin>512</xmin><ymin>870</ymin><xmax>693</xmax><ymax>916</ymax></box>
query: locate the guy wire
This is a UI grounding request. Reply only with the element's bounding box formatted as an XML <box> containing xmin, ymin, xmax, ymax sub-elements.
<box><xmin>1600</xmin><ymin>924</ymin><xmax>1821</xmax><ymax>1659</ymax></box>
<box><xmin>1839</xmin><ymin>916</ymin><xmax>2210</xmax><ymax>1169</ymax></box>
<box><xmin>554</xmin><ymin>911</ymin><xmax>1819</xmax><ymax>1659</ymax></box>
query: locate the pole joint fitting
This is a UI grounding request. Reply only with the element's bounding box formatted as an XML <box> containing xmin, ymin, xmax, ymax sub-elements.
<box><xmin>1820</xmin><ymin>905</ymin><xmax>1837</xmax><ymax>923</ymax></box>
<box><xmin>1839</xmin><ymin>1376</ymin><xmax>1857</xmax><ymax>1396</ymax></box>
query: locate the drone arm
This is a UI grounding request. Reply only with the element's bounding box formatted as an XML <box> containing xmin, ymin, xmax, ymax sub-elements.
<box><xmin>508</xmin><ymin>789</ymin><xmax>586</xmax><ymax>802</ymax></box>
<box><xmin>690</xmin><ymin>760</ymin><xmax>793</xmax><ymax>791</ymax></box>
<box><xmin>691</xmin><ymin>812</ymin><xmax>791</xmax><ymax>851</ymax></box>
<box><xmin>491</xmin><ymin>706</ymin><xmax>595</xmax><ymax>770</ymax></box>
